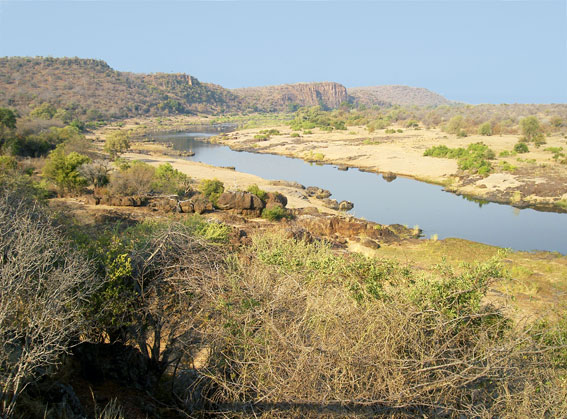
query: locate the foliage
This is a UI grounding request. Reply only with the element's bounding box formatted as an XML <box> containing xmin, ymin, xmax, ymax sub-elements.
<box><xmin>0</xmin><ymin>108</ymin><xmax>17</xmax><ymax>131</ymax></box>
<box><xmin>29</xmin><ymin>102</ymin><xmax>57</xmax><ymax>120</ymax></box>
<box><xmin>104</xmin><ymin>130</ymin><xmax>131</xmax><ymax>159</ymax></box>
<box><xmin>424</xmin><ymin>142</ymin><xmax>495</xmax><ymax>175</ymax></box>
<box><xmin>261</xmin><ymin>206</ymin><xmax>290</xmax><ymax>221</ymax></box>
<box><xmin>79</xmin><ymin>160</ymin><xmax>111</xmax><ymax>188</ymax></box>
<box><xmin>520</xmin><ymin>116</ymin><xmax>545</xmax><ymax>145</ymax></box>
<box><xmin>478</xmin><ymin>122</ymin><xmax>492</xmax><ymax>136</ymax></box>
<box><xmin>42</xmin><ymin>144</ymin><xmax>91</xmax><ymax>193</ymax></box>
<box><xmin>246</xmin><ymin>184</ymin><xmax>267</xmax><ymax>201</ymax></box>
<box><xmin>253</xmin><ymin>134</ymin><xmax>269</xmax><ymax>140</ymax></box>
<box><xmin>444</xmin><ymin>115</ymin><xmax>465</xmax><ymax>134</ymax></box>
<box><xmin>199</xmin><ymin>178</ymin><xmax>224</xmax><ymax>205</ymax></box>
<box><xmin>513</xmin><ymin>141</ymin><xmax>529</xmax><ymax>153</ymax></box>
<box><xmin>108</xmin><ymin>161</ymin><xmax>156</xmax><ymax>196</ymax></box>
<box><xmin>152</xmin><ymin>162</ymin><xmax>191</xmax><ymax>196</ymax></box>
<box><xmin>544</xmin><ymin>146</ymin><xmax>565</xmax><ymax>161</ymax></box>
<box><xmin>0</xmin><ymin>155</ymin><xmax>18</xmax><ymax>171</ymax></box>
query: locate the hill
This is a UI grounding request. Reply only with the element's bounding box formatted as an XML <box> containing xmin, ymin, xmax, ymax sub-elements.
<box><xmin>0</xmin><ymin>57</ymin><xmax>456</xmax><ymax>122</ymax></box>
<box><xmin>232</xmin><ymin>82</ymin><xmax>349</xmax><ymax>112</ymax></box>
<box><xmin>349</xmin><ymin>85</ymin><xmax>453</xmax><ymax>107</ymax></box>
<box><xmin>0</xmin><ymin>57</ymin><xmax>241</xmax><ymax>120</ymax></box>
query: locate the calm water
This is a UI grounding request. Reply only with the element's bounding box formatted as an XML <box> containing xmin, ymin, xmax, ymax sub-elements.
<box><xmin>156</xmin><ymin>127</ymin><xmax>567</xmax><ymax>254</ymax></box>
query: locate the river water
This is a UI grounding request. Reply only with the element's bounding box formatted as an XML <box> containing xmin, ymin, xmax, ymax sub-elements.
<box><xmin>155</xmin><ymin>127</ymin><xmax>567</xmax><ymax>254</ymax></box>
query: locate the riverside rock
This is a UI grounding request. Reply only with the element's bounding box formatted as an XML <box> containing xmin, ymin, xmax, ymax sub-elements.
<box><xmin>217</xmin><ymin>191</ymin><xmax>265</xmax><ymax>216</ymax></box>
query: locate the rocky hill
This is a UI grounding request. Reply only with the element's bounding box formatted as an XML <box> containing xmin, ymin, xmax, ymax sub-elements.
<box><xmin>349</xmin><ymin>85</ymin><xmax>452</xmax><ymax>107</ymax></box>
<box><xmin>0</xmin><ymin>57</ymin><xmax>454</xmax><ymax>121</ymax></box>
<box><xmin>232</xmin><ymin>82</ymin><xmax>349</xmax><ymax>112</ymax></box>
<box><xmin>0</xmin><ymin>57</ymin><xmax>242</xmax><ymax>120</ymax></box>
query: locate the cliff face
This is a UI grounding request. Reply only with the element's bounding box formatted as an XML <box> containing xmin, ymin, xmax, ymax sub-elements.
<box><xmin>349</xmin><ymin>85</ymin><xmax>452</xmax><ymax>107</ymax></box>
<box><xmin>233</xmin><ymin>82</ymin><xmax>348</xmax><ymax>112</ymax></box>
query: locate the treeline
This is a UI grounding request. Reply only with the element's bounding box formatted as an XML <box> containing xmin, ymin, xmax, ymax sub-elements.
<box><xmin>286</xmin><ymin>103</ymin><xmax>567</xmax><ymax>137</ymax></box>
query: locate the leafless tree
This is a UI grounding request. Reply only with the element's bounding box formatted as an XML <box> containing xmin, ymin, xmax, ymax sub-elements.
<box><xmin>0</xmin><ymin>188</ymin><xmax>97</xmax><ymax>417</ymax></box>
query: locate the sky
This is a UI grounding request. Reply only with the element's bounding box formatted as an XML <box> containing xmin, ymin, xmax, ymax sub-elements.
<box><xmin>0</xmin><ymin>0</ymin><xmax>566</xmax><ymax>104</ymax></box>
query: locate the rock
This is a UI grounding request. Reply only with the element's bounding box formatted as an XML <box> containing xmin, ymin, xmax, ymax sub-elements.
<box><xmin>306</xmin><ymin>186</ymin><xmax>332</xmax><ymax>199</ymax></box>
<box><xmin>382</xmin><ymin>172</ymin><xmax>397</xmax><ymax>182</ymax></box>
<box><xmin>217</xmin><ymin>191</ymin><xmax>265</xmax><ymax>210</ymax></box>
<box><xmin>265</xmin><ymin>192</ymin><xmax>288</xmax><ymax>210</ymax></box>
<box><xmin>337</xmin><ymin>165</ymin><xmax>349</xmax><ymax>171</ymax></box>
<box><xmin>293</xmin><ymin>207</ymin><xmax>320</xmax><ymax>216</ymax></box>
<box><xmin>283</xmin><ymin>226</ymin><xmax>313</xmax><ymax>243</ymax></box>
<box><xmin>321</xmin><ymin>198</ymin><xmax>339</xmax><ymax>210</ymax></box>
<box><xmin>179</xmin><ymin>200</ymin><xmax>194</xmax><ymax>213</ymax></box>
<box><xmin>190</xmin><ymin>196</ymin><xmax>214</xmax><ymax>214</ymax></box>
<box><xmin>360</xmin><ymin>238</ymin><xmax>381</xmax><ymax>249</ymax></box>
<box><xmin>270</xmin><ymin>180</ymin><xmax>305</xmax><ymax>189</ymax></box>
<box><xmin>338</xmin><ymin>200</ymin><xmax>354</xmax><ymax>211</ymax></box>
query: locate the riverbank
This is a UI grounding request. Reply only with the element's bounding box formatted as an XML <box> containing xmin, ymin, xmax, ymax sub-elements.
<box><xmin>209</xmin><ymin>124</ymin><xmax>567</xmax><ymax>213</ymax></box>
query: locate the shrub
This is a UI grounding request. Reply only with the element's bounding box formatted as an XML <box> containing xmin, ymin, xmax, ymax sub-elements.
<box><xmin>478</xmin><ymin>122</ymin><xmax>492</xmax><ymax>136</ymax></box>
<box><xmin>406</xmin><ymin>120</ymin><xmax>419</xmax><ymax>128</ymax></box>
<box><xmin>0</xmin><ymin>189</ymin><xmax>97</xmax><ymax>415</ymax></box>
<box><xmin>152</xmin><ymin>162</ymin><xmax>191</xmax><ymax>196</ymax></box>
<box><xmin>42</xmin><ymin>144</ymin><xmax>91</xmax><ymax>193</ymax></box>
<box><xmin>79</xmin><ymin>159</ymin><xmax>111</xmax><ymax>188</ymax></box>
<box><xmin>259</xmin><ymin>129</ymin><xmax>281</xmax><ymax>136</ymax></box>
<box><xmin>424</xmin><ymin>143</ymin><xmax>495</xmax><ymax>175</ymax></box>
<box><xmin>544</xmin><ymin>147</ymin><xmax>565</xmax><ymax>161</ymax></box>
<box><xmin>385</xmin><ymin>128</ymin><xmax>397</xmax><ymax>134</ymax></box>
<box><xmin>290</xmin><ymin>132</ymin><xmax>300</xmax><ymax>138</ymax></box>
<box><xmin>520</xmin><ymin>116</ymin><xmax>544</xmax><ymax>145</ymax></box>
<box><xmin>253</xmin><ymin>134</ymin><xmax>269</xmax><ymax>141</ymax></box>
<box><xmin>261</xmin><ymin>206</ymin><xmax>290</xmax><ymax>221</ymax></box>
<box><xmin>0</xmin><ymin>155</ymin><xmax>18</xmax><ymax>171</ymax></box>
<box><xmin>514</xmin><ymin>142</ymin><xmax>529</xmax><ymax>153</ymax></box>
<box><xmin>108</xmin><ymin>161</ymin><xmax>156</xmax><ymax>196</ymax></box>
<box><xmin>445</xmin><ymin>115</ymin><xmax>464</xmax><ymax>134</ymax></box>
<box><xmin>247</xmin><ymin>184</ymin><xmax>267</xmax><ymax>201</ymax></box>
<box><xmin>199</xmin><ymin>178</ymin><xmax>224</xmax><ymax>205</ymax></box>
<box><xmin>104</xmin><ymin>130</ymin><xmax>131</xmax><ymax>159</ymax></box>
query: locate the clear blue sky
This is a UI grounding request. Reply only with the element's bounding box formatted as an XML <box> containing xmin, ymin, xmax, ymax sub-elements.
<box><xmin>1</xmin><ymin>1</ymin><xmax>566</xmax><ymax>104</ymax></box>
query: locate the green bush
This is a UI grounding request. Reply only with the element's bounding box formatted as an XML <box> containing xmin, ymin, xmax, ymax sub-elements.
<box><xmin>290</xmin><ymin>132</ymin><xmax>300</xmax><ymax>138</ymax></box>
<box><xmin>247</xmin><ymin>184</ymin><xmax>267</xmax><ymax>201</ymax></box>
<box><xmin>42</xmin><ymin>144</ymin><xmax>91</xmax><ymax>193</ymax></box>
<box><xmin>424</xmin><ymin>143</ymin><xmax>495</xmax><ymax>175</ymax></box>
<box><xmin>520</xmin><ymin>116</ymin><xmax>544</xmax><ymax>144</ymax></box>
<box><xmin>152</xmin><ymin>163</ymin><xmax>191</xmax><ymax>196</ymax></box>
<box><xmin>514</xmin><ymin>142</ymin><xmax>529</xmax><ymax>153</ymax></box>
<box><xmin>253</xmin><ymin>134</ymin><xmax>269</xmax><ymax>141</ymax></box>
<box><xmin>199</xmin><ymin>178</ymin><xmax>224</xmax><ymax>205</ymax></box>
<box><xmin>478</xmin><ymin>122</ymin><xmax>492</xmax><ymax>136</ymax></box>
<box><xmin>261</xmin><ymin>206</ymin><xmax>290</xmax><ymax>221</ymax></box>
<box><xmin>0</xmin><ymin>155</ymin><xmax>18</xmax><ymax>171</ymax></box>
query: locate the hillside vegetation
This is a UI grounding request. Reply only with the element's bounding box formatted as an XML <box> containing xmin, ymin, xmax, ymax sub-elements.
<box><xmin>349</xmin><ymin>85</ymin><xmax>453</xmax><ymax>107</ymax></box>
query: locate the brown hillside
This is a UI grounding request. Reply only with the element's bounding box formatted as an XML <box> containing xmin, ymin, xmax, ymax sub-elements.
<box><xmin>233</xmin><ymin>82</ymin><xmax>349</xmax><ymax>112</ymax></box>
<box><xmin>349</xmin><ymin>85</ymin><xmax>453</xmax><ymax>107</ymax></box>
<box><xmin>0</xmin><ymin>57</ymin><xmax>241</xmax><ymax>119</ymax></box>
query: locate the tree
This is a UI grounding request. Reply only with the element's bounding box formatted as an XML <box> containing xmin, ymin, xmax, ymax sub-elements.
<box><xmin>29</xmin><ymin>102</ymin><xmax>57</xmax><ymax>119</ymax></box>
<box><xmin>43</xmin><ymin>144</ymin><xmax>91</xmax><ymax>193</ymax></box>
<box><xmin>104</xmin><ymin>130</ymin><xmax>131</xmax><ymax>159</ymax></box>
<box><xmin>0</xmin><ymin>189</ymin><xmax>96</xmax><ymax>416</ymax></box>
<box><xmin>0</xmin><ymin>108</ymin><xmax>16</xmax><ymax>131</ymax></box>
<box><xmin>520</xmin><ymin>116</ymin><xmax>544</xmax><ymax>145</ymax></box>
<box><xmin>478</xmin><ymin>122</ymin><xmax>492</xmax><ymax>136</ymax></box>
<box><xmin>79</xmin><ymin>159</ymin><xmax>112</xmax><ymax>188</ymax></box>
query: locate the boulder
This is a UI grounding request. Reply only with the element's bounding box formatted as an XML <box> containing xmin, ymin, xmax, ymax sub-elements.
<box><xmin>382</xmin><ymin>172</ymin><xmax>397</xmax><ymax>182</ymax></box>
<box><xmin>217</xmin><ymin>191</ymin><xmax>265</xmax><ymax>214</ymax></box>
<box><xmin>179</xmin><ymin>200</ymin><xmax>194</xmax><ymax>213</ymax></box>
<box><xmin>306</xmin><ymin>186</ymin><xmax>332</xmax><ymax>199</ymax></box>
<box><xmin>321</xmin><ymin>198</ymin><xmax>339</xmax><ymax>210</ymax></box>
<box><xmin>338</xmin><ymin>200</ymin><xmax>354</xmax><ymax>211</ymax></box>
<box><xmin>265</xmin><ymin>192</ymin><xmax>288</xmax><ymax>210</ymax></box>
<box><xmin>190</xmin><ymin>196</ymin><xmax>214</xmax><ymax>214</ymax></box>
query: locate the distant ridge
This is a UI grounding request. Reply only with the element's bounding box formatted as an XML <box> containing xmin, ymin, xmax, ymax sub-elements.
<box><xmin>0</xmin><ymin>57</ymin><xmax>454</xmax><ymax>120</ymax></box>
<box><xmin>349</xmin><ymin>85</ymin><xmax>453</xmax><ymax>107</ymax></box>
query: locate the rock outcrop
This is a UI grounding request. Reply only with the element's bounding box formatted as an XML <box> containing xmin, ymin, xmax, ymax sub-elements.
<box><xmin>216</xmin><ymin>191</ymin><xmax>265</xmax><ymax>217</ymax></box>
<box><xmin>233</xmin><ymin>82</ymin><xmax>348</xmax><ymax>112</ymax></box>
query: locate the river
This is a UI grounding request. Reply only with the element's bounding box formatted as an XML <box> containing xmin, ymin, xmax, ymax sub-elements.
<box><xmin>155</xmin><ymin>127</ymin><xmax>567</xmax><ymax>254</ymax></box>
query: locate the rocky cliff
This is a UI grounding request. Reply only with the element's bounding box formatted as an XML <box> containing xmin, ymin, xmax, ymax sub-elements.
<box><xmin>349</xmin><ymin>85</ymin><xmax>452</xmax><ymax>107</ymax></box>
<box><xmin>233</xmin><ymin>82</ymin><xmax>348</xmax><ymax>112</ymax></box>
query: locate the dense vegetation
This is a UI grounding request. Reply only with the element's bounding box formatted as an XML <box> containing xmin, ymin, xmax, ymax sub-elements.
<box><xmin>424</xmin><ymin>143</ymin><xmax>496</xmax><ymax>175</ymax></box>
<box><xmin>1</xmin><ymin>169</ymin><xmax>566</xmax><ymax>416</ymax></box>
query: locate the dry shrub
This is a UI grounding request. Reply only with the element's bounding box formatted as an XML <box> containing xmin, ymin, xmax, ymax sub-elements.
<box><xmin>0</xmin><ymin>186</ymin><xmax>97</xmax><ymax>416</ymax></box>
<box><xmin>194</xmin><ymin>233</ymin><xmax>567</xmax><ymax>417</ymax></box>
